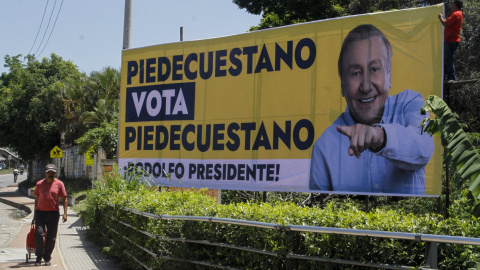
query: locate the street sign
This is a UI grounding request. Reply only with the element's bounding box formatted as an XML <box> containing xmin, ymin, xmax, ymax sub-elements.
<box><xmin>50</xmin><ymin>146</ymin><xmax>63</xmax><ymax>158</ymax></box>
<box><xmin>85</xmin><ymin>148</ymin><xmax>94</xmax><ymax>166</ymax></box>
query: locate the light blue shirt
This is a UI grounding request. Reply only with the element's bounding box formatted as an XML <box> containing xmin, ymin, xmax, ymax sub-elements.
<box><xmin>309</xmin><ymin>90</ymin><xmax>434</xmax><ymax>194</ymax></box>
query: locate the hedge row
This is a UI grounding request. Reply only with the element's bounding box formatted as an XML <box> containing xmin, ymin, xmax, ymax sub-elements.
<box><xmin>80</xmin><ymin>177</ymin><xmax>480</xmax><ymax>269</ymax></box>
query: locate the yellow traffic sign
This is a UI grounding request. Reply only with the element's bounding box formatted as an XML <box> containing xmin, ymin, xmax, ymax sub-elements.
<box><xmin>85</xmin><ymin>148</ymin><xmax>94</xmax><ymax>165</ymax></box>
<box><xmin>50</xmin><ymin>146</ymin><xmax>63</xmax><ymax>158</ymax></box>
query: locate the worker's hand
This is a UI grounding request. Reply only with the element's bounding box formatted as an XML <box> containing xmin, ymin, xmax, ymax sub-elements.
<box><xmin>63</xmin><ymin>213</ymin><xmax>68</xmax><ymax>223</ymax></box>
<box><xmin>438</xmin><ymin>13</ymin><xmax>445</xmax><ymax>22</ymax></box>
<box><xmin>337</xmin><ymin>124</ymin><xmax>385</xmax><ymax>158</ymax></box>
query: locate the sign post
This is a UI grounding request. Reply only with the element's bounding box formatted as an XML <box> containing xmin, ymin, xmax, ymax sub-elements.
<box><xmin>50</xmin><ymin>146</ymin><xmax>63</xmax><ymax>159</ymax></box>
<box><xmin>85</xmin><ymin>147</ymin><xmax>94</xmax><ymax>166</ymax></box>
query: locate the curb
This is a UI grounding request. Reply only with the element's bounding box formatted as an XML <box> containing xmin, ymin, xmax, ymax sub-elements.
<box><xmin>0</xmin><ymin>194</ymin><xmax>33</xmax><ymax>214</ymax></box>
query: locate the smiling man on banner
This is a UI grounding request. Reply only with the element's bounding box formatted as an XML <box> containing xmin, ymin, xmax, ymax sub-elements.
<box><xmin>309</xmin><ymin>24</ymin><xmax>434</xmax><ymax>194</ymax></box>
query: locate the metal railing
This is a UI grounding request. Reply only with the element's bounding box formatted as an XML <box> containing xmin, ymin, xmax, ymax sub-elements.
<box><xmin>102</xmin><ymin>203</ymin><xmax>480</xmax><ymax>269</ymax></box>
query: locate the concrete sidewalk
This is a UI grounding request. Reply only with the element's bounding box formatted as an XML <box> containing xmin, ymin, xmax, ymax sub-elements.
<box><xmin>0</xmin><ymin>184</ymin><xmax>123</xmax><ymax>269</ymax></box>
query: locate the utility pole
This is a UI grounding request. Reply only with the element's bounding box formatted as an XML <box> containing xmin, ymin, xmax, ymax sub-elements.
<box><xmin>118</xmin><ymin>0</ymin><xmax>132</xmax><ymax>164</ymax></box>
<box><xmin>123</xmin><ymin>0</ymin><xmax>132</xmax><ymax>50</ymax></box>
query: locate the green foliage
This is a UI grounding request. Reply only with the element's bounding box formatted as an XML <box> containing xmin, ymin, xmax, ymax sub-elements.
<box><xmin>234</xmin><ymin>0</ymin><xmax>444</xmax><ymax>30</ymax></box>
<box><xmin>345</xmin><ymin>0</ymin><xmax>443</xmax><ymax>16</ymax></box>
<box><xmin>81</xmin><ymin>170</ymin><xmax>480</xmax><ymax>269</ymax></box>
<box><xmin>235</xmin><ymin>0</ymin><xmax>350</xmax><ymax>30</ymax></box>
<box><xmin>456</xmin><ymin>1</ymin><xmax>480</xmax><ymax>80</ymax></box>
<box><xmin>422</xmin><ymin>95</ymin><xmax>480</xmax><ymax>216</ymax></box>
<box><xmin>377</xmin><ymin>196</ymin><xmax>439</xmax><ymax>216</ymax></box>
<box><xmin>62</xmin><ymin>67</ymin><xmax>120</xmax><ymax>151</ymax></box>
<box><xmin>448</xmin><ymin>84</ymin><xmax>480</xmax><ymax>132</ymax></box>
<box><xmin>0</xmin><ymin>57</ymin><xmax>120</xmax><ymax>164</ymax></box>
<box><xmin>75</xmin><ymin>116</ymin><xmax>118</xmax><ymax>159</ymax></box>
<box><xmin>0</xmin><ymin>54</ymin><xmax>82</xmax><ymax>161</ymax></box>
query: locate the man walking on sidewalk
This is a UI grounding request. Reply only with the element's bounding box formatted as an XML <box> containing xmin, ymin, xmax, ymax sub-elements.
<box><xmin>33</xmin><ymin>164</ymin><xmax>68</xmax><ymax>266</ymax></box>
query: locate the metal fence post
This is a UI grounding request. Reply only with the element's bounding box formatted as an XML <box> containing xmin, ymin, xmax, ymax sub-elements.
<box><xmin>425</xmin><ymin>242</ymin><xmax>438</xmax><ymax>269</ymax></box>
<box><xmin>286</xmin><ymin>229</ymin><xmax>293</xmax><ymax>270</ymax></box>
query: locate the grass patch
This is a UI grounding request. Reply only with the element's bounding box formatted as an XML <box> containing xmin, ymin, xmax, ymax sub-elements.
<box><xmin>62</xmin><ymin>177</ymin><xmax>93</xmax><ymax>211</ymax></box>
<box><xmin>0</xmin><ymin>168</ymin><xmax>14</xmax><ymax>175</ymax></box>
<box><xmin>62</xmin><ymin>177</ymin><xmax>92</xmax><ymax>198</ymax></box>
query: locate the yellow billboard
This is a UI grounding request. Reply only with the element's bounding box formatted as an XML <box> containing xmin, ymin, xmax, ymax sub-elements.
<box><xmin>119</xmin><ymin>5</ymin><xmax>443</xmax><ymax>196</ymax></box>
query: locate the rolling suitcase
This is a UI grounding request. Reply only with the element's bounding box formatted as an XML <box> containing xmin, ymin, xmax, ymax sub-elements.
<box><xmin>25</xmin><ymin>221</ymin><xmax>46</xmax><ymax>263</ymax></box>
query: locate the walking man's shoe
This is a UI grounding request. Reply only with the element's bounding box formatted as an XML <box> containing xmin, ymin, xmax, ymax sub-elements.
<box><xmin>44</xmin><ymin>261</ymin><xmax>51</xmax><ymax>266</ymax></box>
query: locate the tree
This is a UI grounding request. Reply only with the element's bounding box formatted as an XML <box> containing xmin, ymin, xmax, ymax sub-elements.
<box><xmin>73</xmin><ymin>67</ymin><xmax>120</xmax><ymax>159</ymax></box>
<box><xmin>58</xmin><ymin>74</ymin><xmax>91</xmax><ymax>145</ymax></box>
<box><xmin>0</xmin><ymin>54</ymin><xmax>82</xmax><ymax>161</ymax></box>
<box><xmin>233</xmin><ymin>0</ymin><xmax>348</xmax><ymax>30</ymax></box>
<box><xmin>233</xmin><ymin>0</ymin><xmax>444</xmax><ymax>30</ymax></box>
<box><xmin>75</xmin><ymin>116</ymin><xmax>118</xmax><ymax>159</ymax></box>
<box><xmin>80</xmin><ymin>67</ymin><xmax>120</xmax><ymax>129</ymax></box>
<box><xmin>59</xmin><ymin>67</ymin><xmax>120</xmax><ymax>146</ymax></box>
<box><xmin>0</xmin><ymin>54</ymin><xmax>120</xmax><ymax>174</ymax></box>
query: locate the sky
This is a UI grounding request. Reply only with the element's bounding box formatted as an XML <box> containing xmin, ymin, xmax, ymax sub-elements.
<box><xmin>0</xmin><ymin>0</ymin><xmax>262</xmax><ymax>75</ymax></box>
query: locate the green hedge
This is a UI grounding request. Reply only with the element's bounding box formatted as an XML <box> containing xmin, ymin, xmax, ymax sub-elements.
<box><xmin>81</xmin><ymin>175</ymin><xmax>480</xmax><ymax>270</ymax></box>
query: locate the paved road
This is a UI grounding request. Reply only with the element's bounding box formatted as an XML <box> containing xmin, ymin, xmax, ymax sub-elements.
<box><xmin>0</xmin><ymin>171</ymin><xmax>30</xmax><ymax>259</ymax></box>
<box><xmin>0</xmin><ymin>172</ymin><xmax>30</xmax><ymax>253</ymax></box>
<box><xmin>0</xmin><ymin>180</ymin><xmax>33</xmax><ymax>266</ymax></box>
<box><xmin>0</xmin><ymin>171</ymin><xmax>28</xmax><ymax>189</ymax></box>
<box><xmin>0</xmin><ymin>200</ymin><xmax>28</xmax><ymax>248</ymax></box>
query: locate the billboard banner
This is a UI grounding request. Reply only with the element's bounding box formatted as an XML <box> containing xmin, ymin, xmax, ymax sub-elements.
<box><xmin>119</xmin><ymin>5</ymin><xmax>443</xmax><ymax>196</ymax></box>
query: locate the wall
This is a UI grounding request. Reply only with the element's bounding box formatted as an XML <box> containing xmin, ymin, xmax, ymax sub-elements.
<box><xmin>29</xmin><ymin>146</ymin><xmax>111</xmax><ymax>182</ymax></box>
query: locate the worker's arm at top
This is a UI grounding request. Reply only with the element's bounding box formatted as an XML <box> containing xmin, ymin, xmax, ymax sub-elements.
<box><xmin>438</xmin><ymin>14</ymin><xmax>450</xmax><ymax>27</ymax></box>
